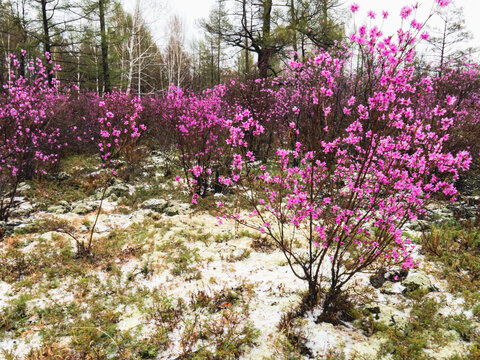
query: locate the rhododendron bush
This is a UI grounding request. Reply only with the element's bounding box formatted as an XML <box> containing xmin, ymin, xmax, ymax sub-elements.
<box><xmin>96</xmin><ymin>91</ymin><xmax>145</xmax><ymax>174</ymax></box>
<box><xmin>81</xmin><ymin>91</ymin><xmax>146</xmax><ymax>256</ymax></box>
<box><xmin>0</xmin><ymin>54</ymin><xmax>65</xmax><ymax>222</ymax></box>
<box><xmin>214</xmin><ymin>1</ymin><xmax>472</xmax><ymax>318</ymax></box>
<box><xmin>160</xmin><ymin>85</ymin><xmax>232</xmax><ymax>197</ymax></box>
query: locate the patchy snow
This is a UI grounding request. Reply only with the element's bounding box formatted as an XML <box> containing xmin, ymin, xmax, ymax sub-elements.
<box><xmin>437</xmin><ymin>294</ymin><xmax>473</xmax><ymax>318</ymax></box>
<box><xmin>1</xmin><ymin>189</ymin><xmax>479</xmax><ymax>359</ymax></box>
<box><xmin>0</xmin><ymin>281</ymin><xmax>12</xmax><ymax>311</ymax></box>
<box><xmin>0</xmin><ymin>332</ymin><xmax>42</xmax><ymax>359</ymax></box>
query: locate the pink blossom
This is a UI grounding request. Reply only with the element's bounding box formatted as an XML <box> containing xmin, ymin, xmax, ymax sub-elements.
<box><xmin>436</xmin><ymin>0</ymin><xmax>450</xmax><ymax>6</ymax></box>
<box><xmin>400</xmin><ymin>6</ymin><xmax>412</xmax><ymax>19</ymax></box>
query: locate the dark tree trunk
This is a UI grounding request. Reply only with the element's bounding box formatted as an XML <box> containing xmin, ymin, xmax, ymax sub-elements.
<box><xmin>258</xmin><ymin>48</ymin><xmax>272</xmax><ymax>78</ymax></box>
<box><xmin>242</xmin><ymin>0</ymin><xmax>249</xmax><ymax>75</ymax></box>
<box><xmin>258</xmin><ymin>0</ymin><xmax>272</xmax><ymax>78</ymax></box>
<box><xmin>99</xmin><ymin>0</ymin><xmax>110</xmax><ymax>93</ymax></box>
<box><xmin>290</xmin><ymin>0</ymin><xmax>298</xmax><ymax>57</ymax></box>
<box><xmin>40</xmin><ymin>0</ymin><xmax>53</xmax><ymax>86</ymax></box>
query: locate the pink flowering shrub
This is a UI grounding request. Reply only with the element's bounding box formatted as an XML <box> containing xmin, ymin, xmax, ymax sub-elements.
<box><xmin>221</xmin><ymin>78</ymin><xmax>289</xmax><ymax>161</ymax></box>
<box><xmin>273</xmin><ymin>49</ymin><xmax>351</xmax><ymax>155</ymax></box>
<box><xmin>79</xmin><ymin>91</ymin><xmax>146</xmax><ymax>256</ymax></box>
<box><xmin>162</xmin><ymin>85</ymin><xmax>234</xmax><ymax>198</ymax></box>
<box><xmin>51</xmin><ymin>92</ymin><xmax>104</xmax><ymax>157</ymax></box>
<box><xmin>216</xmin><ymin>2</ymin><xmax>471</xmax><ymax>319</ymax></box>
<box><xmin>0</xmin><ymin>55</ymin><xmax>64</xmax><ymax>223</ymax></box>
<box><xmin>96</xmin><ymin>91</ymin><xmax>145</xmax><ymax>175</ymax></box>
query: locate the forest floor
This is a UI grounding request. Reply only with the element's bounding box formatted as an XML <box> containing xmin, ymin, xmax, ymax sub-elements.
<box><xmin>0</xmin><ymin>154</ymin><xmax>479</xmax><ymax>360</ymax></box>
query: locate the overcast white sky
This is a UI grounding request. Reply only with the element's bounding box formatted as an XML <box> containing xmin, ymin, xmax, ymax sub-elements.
<box><xmin>123</xmin><ymin>0</ymin><xmax>480</xmax><ymax>54</ymax></box>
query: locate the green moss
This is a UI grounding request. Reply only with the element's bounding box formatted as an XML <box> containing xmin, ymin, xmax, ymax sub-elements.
<box><xmin>214</xmin><ymin>232</ymin><xmax>234</xmax><ymax>243</ymax></box>
<box><xmin>170</xmin><ymin>245</ymin><xmax>201</xmax><ymax>279</ymax></box>
<box><xmin>0</xmin><ymin>294</ymin><xmax>32</xmax><ymax>337</ymax></box>
<box><xmin>420</xmin><ymin>219</ymin><xmax>480</xmax><ymax>293</ymax></box>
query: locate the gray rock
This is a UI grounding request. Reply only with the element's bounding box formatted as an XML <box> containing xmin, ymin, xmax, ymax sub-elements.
<box><xmin>72</xmin><ymin>201</ymin><xmax>99</xmax><ymax>215</ymax></box>
<box><xmin>16</xmin><ymin>182</ymin><xmax>32</xmax><ymax>194</ymax></box>
<box><xmin>72</xmin><ymin>204</ymin><xmax>91</xmax><ymax>215</ymax></box>
<box><xmin>56</xmin><ymin>171</ymin><xmax>71</xmax><ymax>181</ymax></box>
<box><xmin>370</xmin><ymin>271</ymin><xmax>387</xmax><ymax>289</ymax></box>
<box><xmin>380</xmin><ymin>282</ymin><xmax>405</xmax><ymax>295</ymax></box>
<box><xmin>47</xmin><ymin>205</ymin><xmax>69</xmax><ymax>214</ymax></box>
<box><xmin>95</xmin><ymin>223</ymin><xmax>110</xmax><ymax>233</ymax></box>
<box><xmin>105</xmin><ymin>183</ymin><xmax>130</xmax><ymax>198</ymax></box>
<box><xmin>428</xmin><ymin>208</ymin><xmax>453</xmax><ymax>222</ymax></box>
<box><xmin>7</xmin><ymin>219</ymin><xmax>23</xmax><ymax>226</ymax></box>
<box><xmin>47</xmin><ymin>200</ymin><xmax>71</xmax><ymax>214</ymax></box>
<box><xmin>11</xmin><ymin>202</ymin><xmax>34</xmax><ymax>217</ymax></box>
<box><xmin>58</xmin><ymin>200</ymin><xmax>71</xmax><ymax>208</ymax></box>
<box><xmin>141</xmin><ymin>199</ymin><xmax>169</xmax><ymax>212</ymax></box>
<box><xmin>408</xmin><ymin>220</ymin><xmax>430</xmax><ymax>232</ymax></box>
<box><xmin>402</xmin><ymin>272</ymin><xmax>435</xmax><ymax>293</ymax></box>
<box><xmin>164</xmin><ymin>205</ymin><xmax>179</xmax><ymax>216</ymax></box>
<box><xmin>2</xmin><ymin>219</ymin><xmax>24</xmax><ymax>236</ymax></box>
<box><xmin>365</xmin><ymin>303</ymin><xmax>409</xmax><ymax>331</ymax></box>
<box><xmin>94</xmin><ymin>183</ymin><xmax>130</xmax><ymax>200</ymax></box>
<box><xmin>168</xmin><ymin>202</ymin><xmax>192</xmax><ymax>215</ymax></box>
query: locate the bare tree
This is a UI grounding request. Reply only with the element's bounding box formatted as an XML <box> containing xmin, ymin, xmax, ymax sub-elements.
<box><xmin>123</xmin><ymin>0</ymin><xmax>165</xmax><ymax>95</ymax></box>
<box><xmin>427</xmin><ymin>5</ymin><xmax>477</xmax><ymax>75</ymax></box>
<box><xmin>98</xmin><ymin>0</ymin><xmax>110</xmax><ymax>92</ymax></box>
<box><xmin>163</xmin><ymin>15</ymin><xmax>190</xmax><ymax>88</ymax></box>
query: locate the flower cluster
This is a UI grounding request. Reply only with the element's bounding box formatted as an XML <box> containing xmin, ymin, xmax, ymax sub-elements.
<box><xmin>0</xmin><ymin>55</ymin><xmax>64</xmax><ymax>221</ymax></box>
<box><xmin>96</xmin><ymin>91</ymin><xmax>145</xmax><ymax>174</ymax></box>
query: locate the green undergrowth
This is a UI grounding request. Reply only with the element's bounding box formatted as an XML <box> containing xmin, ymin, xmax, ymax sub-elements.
<box><xmin>359</xmin><ymin>217</ymin><xmax>480</xmax><ymax>359</ymax></box>
<box><xmin>420</xmin><ymin>219</ymin><xmax>480</xmax><ymax>305</ymax></box>
<box><xmin>0</xmin><ymin>218</ymin><xmax>259</xmax><ymax>359</ymax></box>
<box><xmin>26</xmin><ymin>155</ymin><xmax>103</xmax><ymax>209</ymax></box>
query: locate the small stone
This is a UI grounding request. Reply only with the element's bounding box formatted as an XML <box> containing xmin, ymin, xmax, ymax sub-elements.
<box><xmin>11</xmin><ymin>202</ymin><xmax>34</xmax><ymax>217</ymax></box>
<box><xmin>369</xmin><ymin>272</ymin><xmax>387</xmax><ymax>289</ymax></box>
<box><xmin>72</xmin><ymin>202</ymin><xmax>99</xmax><ymax>215</ymax></box>
<box><xmin>56</xmin><ymin>171</ymin><xmax>71</xmax><ymax>181</ymax></box>
<box><xmin>58</xmin><ymin>200</ymin><xmax>71</xmax><ymax>208</ymax></box>
<box><xmin>105</xmin><ymin>183</ymin><xmax>130</xmax><ymax>198</ymax></box>
<box><xmin>47</xmin><ymin>205</ymin><xmax>69</xmax><ymax>214</ymax></box>
<box><xmin>164</xmin><ymin>205</ymin><xmax>179</xmax><ymax>216</ymax></box>
<box><xmin>402</xmin><ymin>272</ymin><xmax>435</xmax><ymax>293</ymax></box>
<box><xmin>16</xmin><ymin>182</ymin><xmax>32</xmax><ymax>194</ymax></box>
<box><xmin>141</xmin><ymin>199</ymin><xmax>169</xmax><ymax>212</ymax></box>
